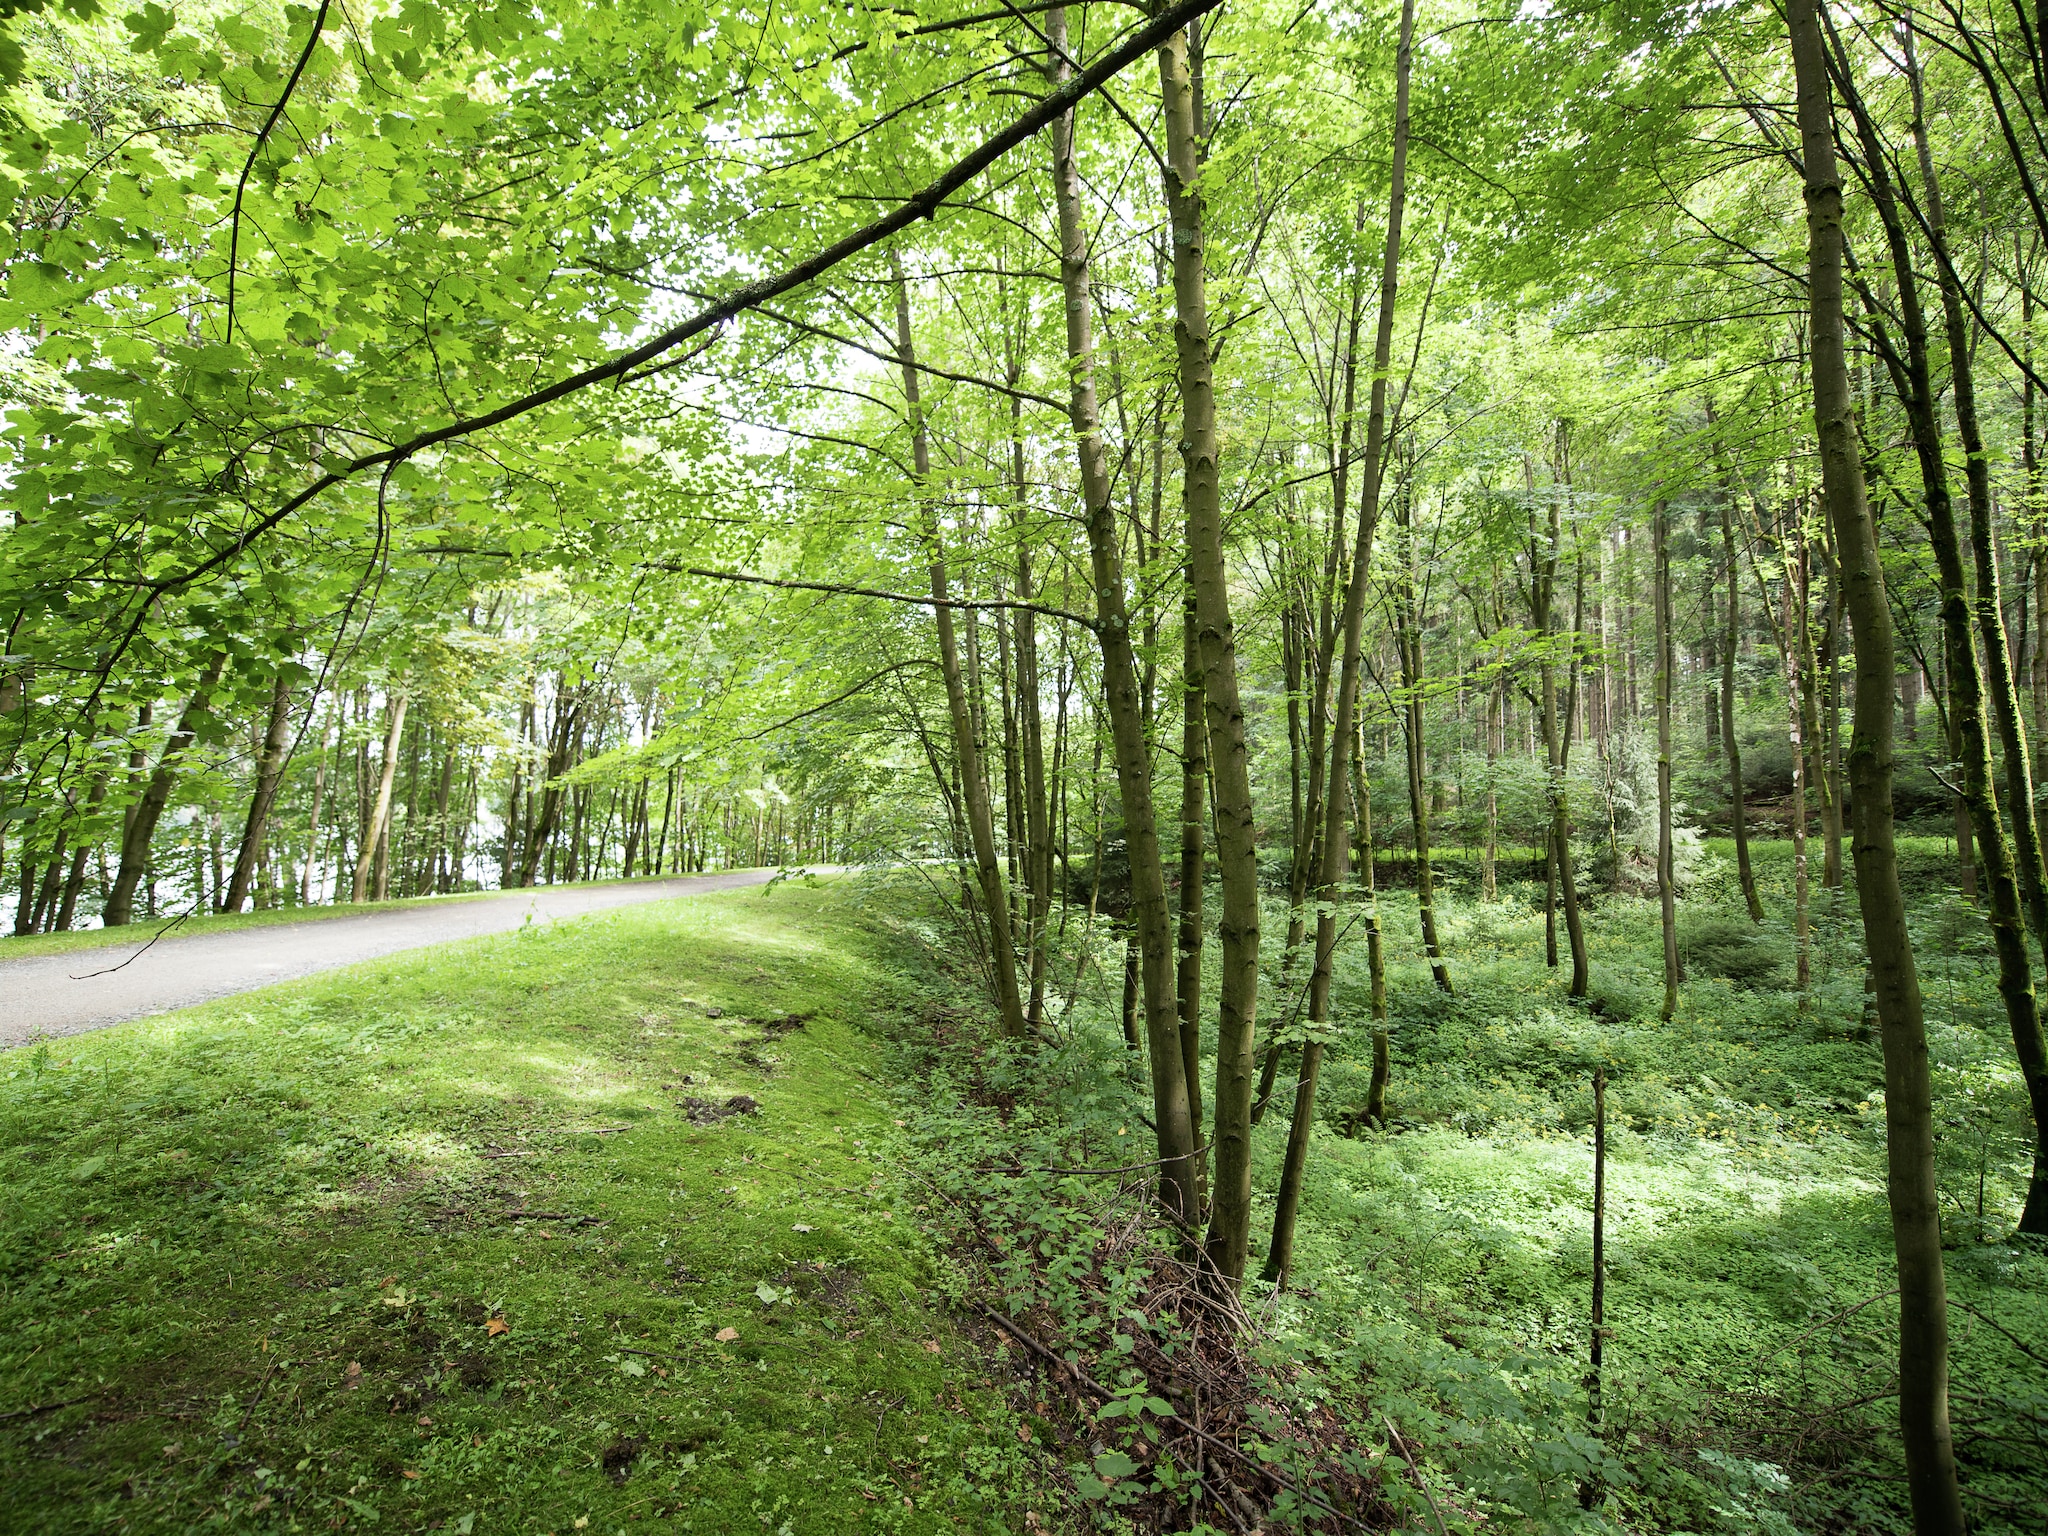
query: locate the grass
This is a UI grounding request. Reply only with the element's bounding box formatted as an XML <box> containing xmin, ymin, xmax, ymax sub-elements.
<box><xmin>0</xmin><ymin>880</ymin><xmax>1036</xmax><ymax>1535</ymax></box>
<box><xmin>0</xmin><ymin>872</ymin><xmax>757</xmax><ymax>962</ymax></box>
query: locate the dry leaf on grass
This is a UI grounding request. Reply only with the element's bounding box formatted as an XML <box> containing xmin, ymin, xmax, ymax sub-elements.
<box><xmin>714</xmin><ymin>1326</ymin><xmax>739</xmax><ymax>1342</ymax></box>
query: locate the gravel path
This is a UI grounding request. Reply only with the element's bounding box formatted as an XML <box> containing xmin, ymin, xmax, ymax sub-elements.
<box><xmin>0</xmin><ymin>871</ymin><xmax>776</xmax><ymax>1048</ymax></box>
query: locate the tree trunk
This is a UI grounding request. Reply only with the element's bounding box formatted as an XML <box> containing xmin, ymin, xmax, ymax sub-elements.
<box><xmin>1717</xmin><ymin>475</ymin><xmax>1765</xmax><ymax>922</ymax></box>
<box><xmin>1047</xmin><ymin>8</ymin><xmax>1200</xmax><ymax>1216</ymax></box>
<box><xmin>1786</xmin><ymin>5</ymin><xmax>1964</xmax><ymax>1525</ymax></box>
<box><xmin>105</xmin><ymin>656</ymin><xmax>225</xmax><ymax>927</ymax></box>
<box><xmin>224</xmin><ymin>675</ymin><xmax>295</xmax><ymax>914</ymax></box>
<box><xmin>1396</xmin><ymin>485</ymin><xmax>1451</xmax><ymax>994</ymax></box>
<box><xmin>1261</xmin><ymin>0</ymin><xmax>1413</xmax><ymax>1287</ymax></box>
<box><xmin>1837</xmin><ymin>27</ymin><xmax>2048</xmax><ymax>1233</ymax></box>
<box><xmin>518</xmin><ymin>688</ymin><xmax>580</xmax><ymax>889</ymax></box>
<box><xmin>1159</xmin><ymin>21</ymin><xmax>1261</xmax><ymax>1285</ymax></box>
<box><xmin>353</xmin><ymin>692</ymin><xmax>409</xmax><ymax>903</ymax></box>
<box><xmin>891</xmin><ymin>253</ymin><xmax>1030</xmax><ymax>1041</ymax></box>
<box><xmin>1655</xmin><ymin>498</ymin><xmax>1679</xmax><ymax>1019</ymax></box>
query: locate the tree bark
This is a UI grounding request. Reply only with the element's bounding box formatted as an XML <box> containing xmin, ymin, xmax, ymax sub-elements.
<box><xmin>1655</xmin><ymin>498</ymin><xmax>1679</xmax><ymax>1020</ymax></box>
<box><xmin>892</xmin><ymin>253</ymin><xmax>1030</xmax><ymax>1040</ymax></box>
<box><xmin>105</xmin><ymin>656</ymin><xmax>225</xmax><ymax>927</ymax></box>
<box><xmin>1261</xmin><ymin>0</ymin><xmax>1413</xmax><ymax>1286</ymax></box>
<box><xmin>1786</xmin><ymin>5</ymin><xmax>1964</xmax><ymax>1525</ymax></box>
<box><xmin>352</xmin><ymin>692</ymin><xmax>408</xmax><ymax>903</ymax></box>
<box><xmin>1837</xmin><ymin>21</ymin><xmax>2048</xmax><ymax>1232</ymax></box>
<box><xmin>224</xmin><ymin>674</ymin><xmax>295</xmax><ymax>914</ymax></box>
<box><xmin>1047</xmin><ymin>6</ymin><xmax>1200</xmax><ymax>1219</ymax></box>
<box><xmin>1158</xmin><ymin>21</ymin><xmax>1260</xmax><ymax>1285</ymax></box>
<box><xmin>1716</xmin><ymin>471</ymin><xmax>1765</xmax><ymax>923</ymax></box>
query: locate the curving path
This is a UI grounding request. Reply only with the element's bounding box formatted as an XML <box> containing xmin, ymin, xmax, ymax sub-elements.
<box><xmin>0</xmin><ymin>870</ymin><xmax>776</xmax><ymax>1048</ymax></box>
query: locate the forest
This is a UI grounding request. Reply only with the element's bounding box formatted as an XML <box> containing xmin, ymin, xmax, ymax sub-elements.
<box><xmin>4</xmin><ymin>0</ymin><xmax>2048</xmax><ymax>1531</ymax></box>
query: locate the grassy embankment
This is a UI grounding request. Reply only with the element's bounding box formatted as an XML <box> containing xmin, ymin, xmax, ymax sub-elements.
<box><xmin>0</xmin><ymin>881</ymin><xmax>1035</xmax><ymax>1535</ymax></box>
<box><xmin>0</xmin><ymin>873</ymin><xmax>752</xmax><ymax>962</ymax></box>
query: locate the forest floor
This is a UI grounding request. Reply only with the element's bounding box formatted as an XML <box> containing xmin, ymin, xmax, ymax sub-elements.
<box><xmin>0</xmin><ymin>881</ymin><xmax>1041</xmax><ymax>1535</ymax></box>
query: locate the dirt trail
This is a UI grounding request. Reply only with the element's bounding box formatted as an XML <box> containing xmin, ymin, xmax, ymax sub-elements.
<box><xmin>0</xmin><ymin>871</ymin><xmax>776</xmax><ymax>1047</ymax></box>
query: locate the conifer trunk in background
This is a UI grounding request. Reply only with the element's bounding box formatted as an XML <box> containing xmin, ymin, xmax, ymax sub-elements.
<box><xmin>352</xmin><ymin>692</ymin><xmax>408</xmax><ymax>903</ymax></box>
<box><xmin>1262</xmin><ymin>0</ymin><xmax>1412</xmax><ymax>1283</ymax></box>
<box><xmin>105</xmin><ymin>656</ymin><xmax>225</xmax><ymax>927</ymax></box>
<box><xmin>891</xmin><ymin>254</ymin><xmax>1030</xmax><ymax>1042</ymax></box>
<box><xmin>1159</xmin><ymin>19</ymin><xmax>1260</xmax><ymax>1284</ymax></box>
<box><xmin>224</xmin><ymin>675</ymin><xmax>294</xmax><ymax>914</ymax></box>
<box><xmin>1654</xmin><ymin>498</ymin><xmax>1679</xmax><ymax>1020</ymax></box>
<box><xmin>1786</xmin><ymin>4</ymin><xmax>1964</xmax><ymax>1524</ymax></box>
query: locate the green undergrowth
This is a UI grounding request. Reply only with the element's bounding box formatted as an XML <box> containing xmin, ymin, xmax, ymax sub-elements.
<box><xmin>1288</xmin><ymin>881</ymin><xmax>2048</xmax><ymax>1534</ymax></box>
<box><xmin>0</xmin><ymin>872</ymin><xmax>742</xmax><ymax>961</ymax></box>
<box><xmin>0</xmin><ymin>880</ymin><xmax>1039</xmax><ymax>1535</ymax></box>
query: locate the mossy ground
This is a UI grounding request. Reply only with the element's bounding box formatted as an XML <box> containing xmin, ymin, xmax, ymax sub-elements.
<box><xmin>0</xmin><ymin>881</ymin><xmax>1036</xmax><ymax>1535</ymax></box>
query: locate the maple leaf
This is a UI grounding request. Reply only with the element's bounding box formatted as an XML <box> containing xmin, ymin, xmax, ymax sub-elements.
<box><xmin>485</xmin><ymin>1317</ymin><xmax>509</xmax><ymax>1337</ymax></box>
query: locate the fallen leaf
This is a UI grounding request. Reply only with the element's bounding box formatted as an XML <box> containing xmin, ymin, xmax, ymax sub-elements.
<box><xmin>791</xmin><ymin>1223</ymin><xmax>814</xmax><ymax>1233</ymax></box>
<box><xmin>574</xmin><ymin>1518</ymin><xmax>590</xmax><ymax>1530</ymax></box>
<box><xmin>484</xmin><ymin>1316</ymin><xmax>509</xmax><ymax>1337</ymax></box>
<box><xmin>378</xmin><ymin>1276</ymin><xmax>396</xmax><ymax>1290</ymax></box>
<box><xmin>917</xmin><ymin>1434</ymin><xmax>929</xmax><ymax>1444</ymax></box>
<box><xmin>1016</xmin><ymin>1423</ymin><xmax>1031</xmax><ymax>1442</ymax></box>
<box><xmin>402</xmin><ymin>1469</ymin><xmax>421</xmax><ymax>1480</ymax></box>
<box><xmin>923</xmin><ymin>1340</ymin><xmax>941</xmax><ymax>1354</ymax></box>
<box><xmin>892</xmin><ymin>1119</ymin><xmax>905</xmax><ymax>1127</ymax></box>
<box><xmin>161</xmin><ymin>1443</ymin><xmax>181</xmax><ymax>1459</ymax></box>
<box><xmin>343</xmin><ymin>1362</ymin><xmax>363</xmax><ymax>1390</ymax></box>
<box><xmin>714</xmin><ymin>1326</ymin><xmax>739</xmax><ymax>1343</ymax></box>
<box><xmin>472</xmin><ymin>1434</ymin><xmax>484</xmax><ymax>1448</ymax></box>
<box><xmin>417</xmin><ymin>1416</ymin><xmax>432</xmax><ymax>1427</ymax></box>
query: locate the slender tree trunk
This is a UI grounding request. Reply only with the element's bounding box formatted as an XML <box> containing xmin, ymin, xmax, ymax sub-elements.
<box><xmin>1396</xmin><ymin>487</ymin><xmax>1451</xmax><ymax>994</ymax></box>
<box><xmin>1357</xmin><ymin>745</ymin><xmax>1391</xmax><ymax>1126</ymax></box>
<box><xmin>224</xmin><ymin>675</ymin><xmax>295</xmax><ymax>914</ymax></box>
<box><xmin>518</xmin><ymin>689</ymin><xmax>580</xmax><ymax>888</ymax></box>
<box><xmin>1718</xmin><ymin>476</ymin><xmax>1765</xmax><ymax>922</ymax></box>
<box><xmin>1159</xmin><ymin>21</ymin><xmax>1260</xmax><ymax>1285</ymax></box>
<box><xmin>1047</xmin><ymin>11</ymin><xmax>1199</xmax><ymax>1214</ymax></box>
<box><xmin>353</xmin><ymin>692</ymin><xmax>408</xmax><ymax>903</ymax></box>
<box><xmin>105</xmin><ymin>657</ymin><xmax>225</xmax><ymax>927</ymax></box>
<box><xmin>54</xmin><ymin>776</ymin><xmax>105</xmax><ymax>931</ymax></box>
<box><xmin>892</xmin><ymin>254</ymin><xmax>1030</xmax><ymax>1041</ymax></box>
<box><xmin>1836</xmin><ymin>29</ymin><xmax>2048</xmax><ymax>1233</ymax></box>
<box><xmin>1176</xmin><ymin>571</ymin><xmax>1208</xmax><ymax>1183</ymax></box>
<box><xmin>1655</xmin><ymin>499</ymin><xmax>1679</xmax><ymax>1019</ymax></box>
<box><xmin>1784</xmin><ymin>536</ymin><xmax>1812</xmax><ymax>993</ymax></box>
<box><xmin>1786</xmin><ymin>7</ymin><xmax>1964</xmax><ymax>1525</ymax></box>
<box><xmin>1262</xmin><ymin>0</ymin><xmax>1414</xmax><ymax>1284</ymax></box>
